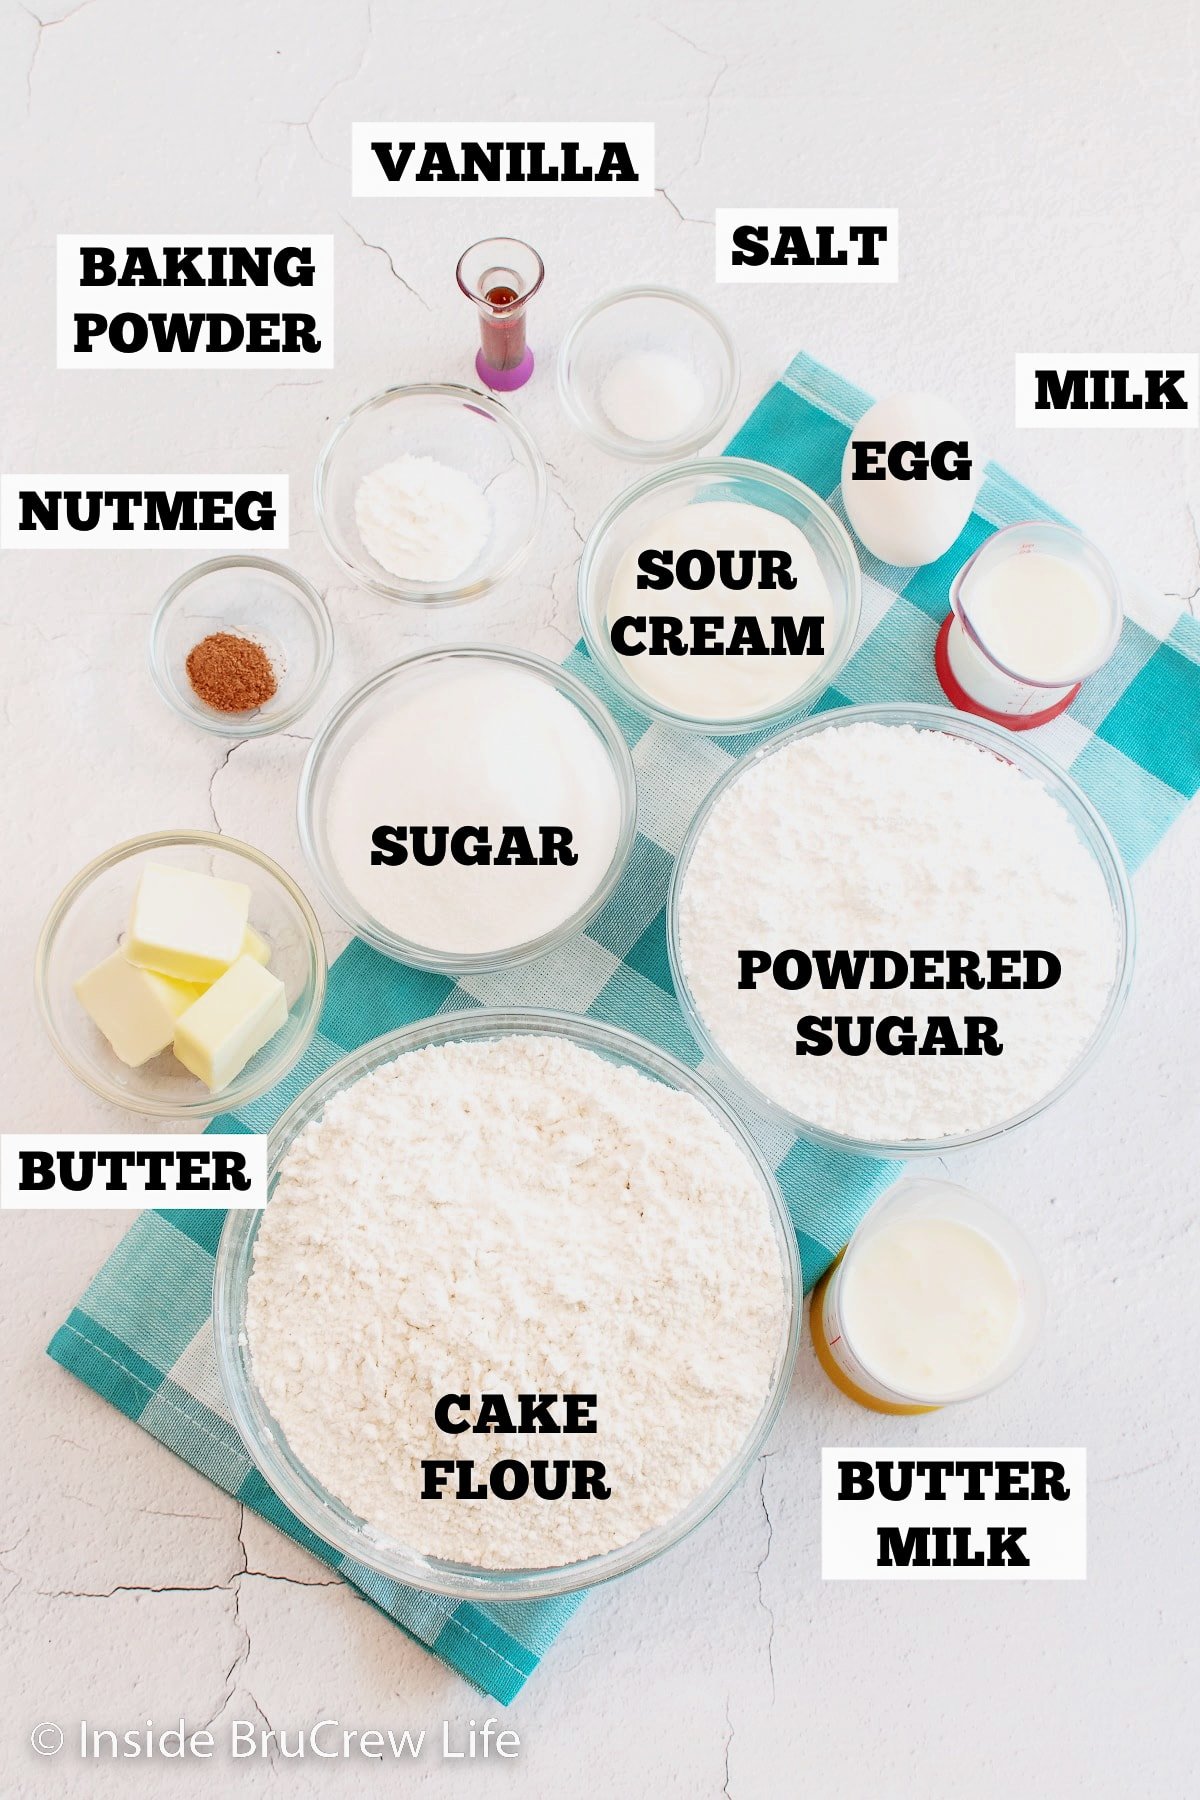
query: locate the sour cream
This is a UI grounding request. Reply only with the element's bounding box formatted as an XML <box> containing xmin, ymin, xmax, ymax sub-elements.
<box><xmin>604</xmin><ymin>500</ymin><xmax>832</xmax><ymax>722</ymax></box>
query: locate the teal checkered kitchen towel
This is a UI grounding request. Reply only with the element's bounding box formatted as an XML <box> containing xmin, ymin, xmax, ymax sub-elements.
<box><xmin>48</xmin><ymin>353</ymin><xmax>1200</xmax><ymax>1701</ymax></box>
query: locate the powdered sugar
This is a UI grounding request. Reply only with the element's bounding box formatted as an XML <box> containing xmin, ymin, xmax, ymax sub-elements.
<box><xmin>677</xmin><ymin>721</ymin><xmax>1120</xmax><ymax>1142</ymax></box>
<box><xmin>245</xmin><ymin>1033</ymin><xmax>789</xmax><ymax>1570</ymax></box>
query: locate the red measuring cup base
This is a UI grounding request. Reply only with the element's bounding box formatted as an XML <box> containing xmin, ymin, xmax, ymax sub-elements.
<box><xmin>934</xmin><ymin>613</ymin><xmax>1079</xmax><ymax>732</ymax></box>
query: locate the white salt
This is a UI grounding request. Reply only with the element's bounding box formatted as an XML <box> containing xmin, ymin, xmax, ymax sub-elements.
<box><xmin>600</xmin><ymin>351</ymin><xmax>706</xmax><ymax>443</ymax></box>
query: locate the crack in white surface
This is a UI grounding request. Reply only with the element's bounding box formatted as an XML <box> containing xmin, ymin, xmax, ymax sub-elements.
<box><xmin>308</xmin><ymin>0</ymin><xmax>373</xmax><ymax>134</ymax></box>
<box><xmin>1093</xmin><ymin>1451</ymin><xmax>1176</xmax><ymax>1483</ymax></box>
<box><xmin>240</xmin><ymin>1568</ymin><xmax>342</xmax><ymax>1588</ymax></box>
<box><xmin>206</xmin><ymin>732</ymin><xmax>310</xmax><ymax>832</ymax></box>
<box><xmin>261</xmin><ymin>377</ymin><xmax>324</xmax><ymax>396</ymax></box>
<box><xmin>696</xmin><ymin>56</ymin><xmax>730</xmax><ymax>168</ymax></box>
<box><xmin>340</xmin><ymin>216</ymin><xmax>432</xmax><ymax>309</ymax></box>
<box><xmin>20</xmin><ymin>0</ymin><xmax>100</xmax><ymax>107</ymax></box>
<box><xmin>657</xmin><ymin>186</ymin><xmax>710</xmax><ymax>228</ymax></box>
<box><xmin>286</xmin><ymin>116</ymin><xmax>347</xmax><ymax>173</ymax></box>
<box><xmin>34</xmin><ymin>1508</ymin><xmax>343</xmax><ymax>1749</ymax></box>
<box><xmin>753</xmin><ymin>1459</ymin><xmax>777</xmax><ymax>1703</ymax></box>
<box><xmin>237</xmin><ymin>1691</ymin><xmax>280</xmax><ymax>1770</ymax></box>
<box><xmin>276</xmin><ymin>1</ymin><xmax>372</xmax><ymax>175</ymax></box>
<box><xmin>197</xmin><ymin>1577</ymin><xmax>252</xmax><ymax>1739</ymax></box>
<box><xmin>545</xmin><ymin>460</ymin><xmax>586</xmax><ymax>548</ymax></box>
<box><xmin>1165</xmin><ymin>502</ymin><xmax>1200</xmax><ymax>614</ymax></box>
<box><xmin>656</xmin><ymin>36</ymin><xmax>729</xmax><ymax>226</ymax></box>
<box><xmin>721</xmin><ymin>1696</ymin><xmax>735</xmax><ymax>1798</ymax></box>
<box><xmin>139</xmin><ymin>1505</ymin><xmax>228</xmax><ymax>1522</ymax></box>
<box><xmin>207</xmin><ymin>742</ymin><xmax>239</xmax><ymax>832</ymax></box>
<box><xmin>656</xmin><ymin>18</ymin><xmax>722</xmax><ymax>62</ymax></box>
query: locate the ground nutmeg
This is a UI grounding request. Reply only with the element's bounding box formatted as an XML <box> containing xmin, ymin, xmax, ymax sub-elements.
<box><xmin>185</xmin><ymin>632</ymin><xmax>278</xmax><ymax>713</ymax></box>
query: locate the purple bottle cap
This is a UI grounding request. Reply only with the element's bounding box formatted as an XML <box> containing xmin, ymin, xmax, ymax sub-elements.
<box><xmin>476</xmin><ymin>346</ymin><xmax>535</xmax><ymax>392</ymax></box>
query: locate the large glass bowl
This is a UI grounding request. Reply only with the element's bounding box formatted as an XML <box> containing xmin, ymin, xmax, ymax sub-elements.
<box><xmin>578</xmin><ymin>457</ymin><xmax>861</xmax><ymax>734</ymax></box>
<box><xmin>667</xmin><ymin>703</ymin><xmax>1136</xmax><ymax>1156</ymax></box>
<box><xmin>296</xmin><ymin>645</ymin><xmax>638</xmax><ymax>974</ymax></box>
<box><xmin>213</xmin><ymin>1010</ymin><xmax>802</xmax><ymax>1601</ymax></box>
<box><xmin>314</xmin><ymin>382</ymin><xmax>546</xmax><ymax>605</ymax></box>
<box><xmin>36</xmin><ymin>831</ymin><xmax>327</xmax><ymax>1118</ymax></box>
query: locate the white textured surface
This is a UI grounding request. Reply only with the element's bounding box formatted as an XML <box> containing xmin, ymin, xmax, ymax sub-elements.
<box><xmin>1</xmin><ymin>1</ymin><xmax>1196</xmax><ymax>1795</ymax></box>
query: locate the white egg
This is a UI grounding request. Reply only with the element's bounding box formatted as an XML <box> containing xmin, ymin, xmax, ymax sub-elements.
<box><xmin>841</xmin><ymin>392</ymin><xmax>981</xmax><ymax>566</ymax></box>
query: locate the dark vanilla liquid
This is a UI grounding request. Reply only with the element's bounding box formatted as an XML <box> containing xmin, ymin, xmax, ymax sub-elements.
<box><xmin>479</xmin><ymin>283</ymin><xmax>526</xmax><ymax>369</ymax></box>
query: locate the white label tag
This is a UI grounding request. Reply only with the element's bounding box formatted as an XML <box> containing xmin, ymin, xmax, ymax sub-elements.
<box><xmin>821</xmin><ymin>1448</ymin><xmax>1087</xmax><ymax>1580</ymax></box>
<box><xmin>1014</xmin><ymin>353</ymin><xmax>1198</xmax><ymax>427</ymax></box>
<box><xmin>56</xmin><ymin>234</ymin><xmax>334</xmax><ymax>368</ymax></box>
<box><xmin>0</xmin><ymin>474</ymin><xmax>288</xmax><ymax>549</ymax></box>
<box><xmin>715</xmin><ymin>209</ymin><xmax>898</xmax><ymax>283</ymax></box>
<box><xmin>0</xmin><ymin>1134</ymin><xmax>267</xmax><ymax>1209</ymax></box>
<box><xmin>351</xmin><ymin>122</ymin><xmax>655</xmax><ymax>196</ymax></box>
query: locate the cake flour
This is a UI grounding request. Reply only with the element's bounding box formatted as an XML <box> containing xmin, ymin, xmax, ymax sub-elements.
<box><xmin>678</xmin><ymin>721</ymin><xmax>1119</xmax><ymax>1141</ymax></box>
<box><xmin>246</xmin><ymin>1034</ymin><xmax>789</xmax><ymax>1570</ymax></box>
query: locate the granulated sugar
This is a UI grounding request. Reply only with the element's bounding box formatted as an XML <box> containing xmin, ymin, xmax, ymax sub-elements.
<box><xmin>678</xmin><ymin>721</ymin><xmax>1119</xmax><ymax>1141</ymax></box>
<box><xmin>246</xmin><ymin>1034</ymin><xmax>789</xmax><ymax>1570</ymax></box>
<box><xmin>324</xmin><ymin>659</ymin><xmax>624</xmax><ymax>957</ymax></box>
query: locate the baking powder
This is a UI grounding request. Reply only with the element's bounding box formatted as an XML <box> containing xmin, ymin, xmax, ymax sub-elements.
<box><xmin>678</xmin><ymin>721</ymin><xmax>1119</xmax><ymax>1141</ymax></box>
<box><xmin>354</xmin><ymin>453</ymin><xmax>491</xmax><ymax>584</ymax></box>
<box><xmin>246</xmin><ymin>1034</ymin><xmax>789</xmax><ymax>1569</ymax></box>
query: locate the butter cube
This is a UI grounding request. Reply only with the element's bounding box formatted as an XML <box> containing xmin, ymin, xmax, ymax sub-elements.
<box><xmin>126</xmin><ymin>864</ymin><xmax>250</xmax><ymax>983</ymax></box>
<box><xmin>173</xmin><ymin>955</ymin><xmax>287</xmax><ymax>1091</ymax></box>
<box><xmin>241</xmin><ymin>924</ymin><xmax>272</xmax><ymax>966</ymax></box>
<box><xmin>75</xmin><ymin>950</ymin><xmax>206</xmax><ymax>1067</ymax></box>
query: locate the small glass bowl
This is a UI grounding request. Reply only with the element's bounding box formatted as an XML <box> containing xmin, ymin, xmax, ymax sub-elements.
<box><xmin>298</xmin><ymin>644</ymin><xmax>637</xmax><ymax>974</ymax></box>
<box><xmin>149</xmin><ymin>557</ymin><xmax>333</xmax><ymax>738</ymax></box>
<box><xmin>314</xmin><ymin>382</ymin><xmax>547</xmax><ymax>605</ymax></box>
<box><xmin>819</xmin><ymin>1177</ymin><xmax>1047</xmax><ymax>1409</ymax></box>
<box><xmin>213</xmin><ymin>1008</ymin><xmax>802</xmax><ymax>1602</ymax></box>
<box><xmin>557</xmin><ymin>286</ymin><xmax>739</xmax><ymax>461</ymax></box>
<box><xmin>667</xmin><ymin>703</ymin><xmax>1136</xmax><ymax>1156</ymax></box>
<box><xmin>36</xmin><ymin>831</ymin><xmax>327</xmax><ymax>1118</ymax></box>
<box><xmin>578</xmin><ymin>457</ymin><xmax>862</xmax><ymax>735</ymax></box>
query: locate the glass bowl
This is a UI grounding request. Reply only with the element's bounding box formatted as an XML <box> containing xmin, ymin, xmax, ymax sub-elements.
<box><xmin>557</xmin><ymin>286</ymin><xmax>739</xmax><ymax>461</ymax></box>
<box><xmin>36</xmin><ymin>831</ymin><xmax>327</xmax><ymax>1118</ymax></box>
<box><xmin>297</xmin><ymin>644</ymin><xmax>638</xmax><ymax>974</ymax></box>
<box><xmin>149</xmin><ymin>557</ymin><xmax>333</xmax><ymax>738</ymax></box>
<box><xmin>667</xmin><ymin>702</ymin><xmax>1136</xmax><ymax>1156</ymax></box>
<box><xmin>578</xmin><ymin>457</ymin><xmax>862</xmax><ymax>735</ymax></box>
<box><xmin>314</xmin><ymin>382</ymin><xmax>547</xmax><ymax>605</ymax></box>
<box><xmin>213</xmin><ymin>1008</ymin><xmax>802</xmax><ymax>1602</ymax></box>
<box><xmin>814</xmin><ymin>1177</ymin><xmax>1047</xmax><ymax>1410</ymax></box>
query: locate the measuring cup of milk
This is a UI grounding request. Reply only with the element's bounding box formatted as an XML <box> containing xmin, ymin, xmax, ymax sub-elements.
<box><xmin>936</xmin><ymin>521</ymin><xmax>1122</xmax><ymax>729</ymax></box>
<box><xmin>811</xmin><ymin>1178</ymin><xmax>1045</xmax><ymax>1414</ymax></box>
